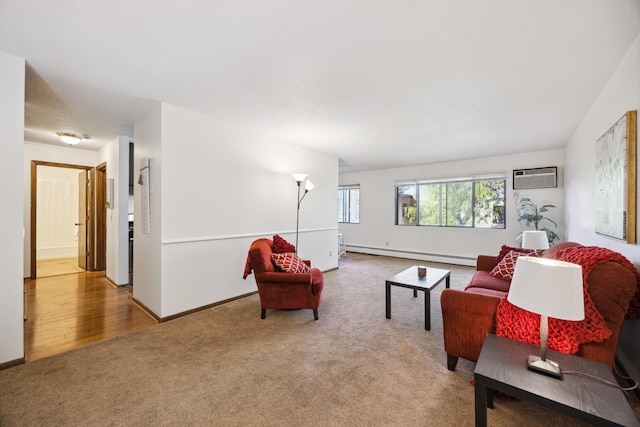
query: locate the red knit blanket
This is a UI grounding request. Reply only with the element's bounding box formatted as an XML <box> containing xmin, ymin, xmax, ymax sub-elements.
<box><xmin>495</xmin><ymin>246</ymin><xmax>640</xmax><ymax>354</ymax></box>
<box><xmin>555</xmin><ymin>246</ymin><xmax>640</xmax><ymax>319</ymax></box>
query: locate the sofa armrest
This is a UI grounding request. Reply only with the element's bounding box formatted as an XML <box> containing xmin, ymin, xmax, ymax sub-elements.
<box><xmin>577</xmin><ymin>262</ymin><xmax>637</xmax><ymax>368</ymax></box>
<box><xmin>256</xmin><ymin>272</ymin><xmax>311</xmax><ymax>284</ymax></box>
<box><xmin>440</xmin><ymin>289</ymin><xmax>501</xmax><ymax>365</ymax></box>
<box><xmin>476</xmin><ymin>255</ymin><xmax>498</xmax><ymax>272</ymax></box>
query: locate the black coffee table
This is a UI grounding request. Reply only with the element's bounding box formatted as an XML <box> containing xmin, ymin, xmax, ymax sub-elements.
<box><xmin>385</xmin><ymin>266</ymin><xmax>450</xmax><ymax>330</ymax></box>
<box><xmin>474</xmin><ymin>334</ymin><xmax>639</xmax><ymax>427</ymax></box>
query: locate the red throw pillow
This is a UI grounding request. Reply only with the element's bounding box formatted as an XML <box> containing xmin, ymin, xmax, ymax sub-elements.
<box><xmin>271</xmin><ymin>253</ymin><xmax>310</xmax><ymax>274</ymax></box>
<box><xmin>272</xmin><ymin>234</ymin><xmax>296</xmax><ymax>254</ymax></box>
<box><xmin>490</xmin><ymin>250</ymin><xmax>526</xmax><ymax>280</ymax></box>
<box><xmin>495</xmin><ymin>245</ymin><xmax>534</xmax><ymax>263</ymax></box>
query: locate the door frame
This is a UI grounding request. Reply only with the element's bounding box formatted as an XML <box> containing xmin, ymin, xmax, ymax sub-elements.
<box><xmin>30</xmin><ymin>161</ymin><xmax>100</xmax><ymax>279</ymax></box>
<box><xmin>95</xmin><ymin>163</ymin><xmax>107</xmax><ymax>271</ymax></box>
<box><xmin>77</xmin><ymin>169</ymin><xmax>89</xmax><ymax>270</ymax></box>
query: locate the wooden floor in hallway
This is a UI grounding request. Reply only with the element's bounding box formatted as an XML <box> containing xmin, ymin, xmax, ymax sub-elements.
<box><xmin>24</xmin><ymin>272</ymin><xmax>157</xmax><ymax>362</ymax></box>
<box><xmin>36</xmin><ymin>257</ymin><xmax>85</xmax><ymax>278</ymax></box>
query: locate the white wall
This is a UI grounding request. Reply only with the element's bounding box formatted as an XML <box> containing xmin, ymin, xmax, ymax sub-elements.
<box><xmin>564</xmin><ymin>32</ymin><xmax>640</xmax><ymax>381</ymax></box>
<box><xmin>339</xmin><ymin>149</ymin><xmax>564</xmax><ymax>266</ymax></box>
<box><xmin>98</xmin><ymin>136</ymin><xmax>132</xmax><ymax>285</ymax></box>
<box><xmin>134</xmin><ymin>103</ymin><xmax>338</xmax><ymax>318</ymax></box>
<box><xmin>0</xmin><ymin>51</ymin><xmax>25</xmax><ymax>365</ymax></box>
<box><xmin>23</xmin><ymin>142</ymin><xmax>98</xmax><ymax>277</ymax></box>
<box><xmin>565</xmin><ymin>33</ymin><xmax>640</xmax><ymax>260</ymax></box>
<box><xmin>133</xmin><ymin>104</ymin><xmax>163</xmax><ymax>316</ymax></box>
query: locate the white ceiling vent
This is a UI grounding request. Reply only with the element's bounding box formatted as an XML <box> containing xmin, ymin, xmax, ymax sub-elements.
<box><xmin>513</xmin><ymin>167</ymin><xmax>557</xmax><ymax>189</ymax></box>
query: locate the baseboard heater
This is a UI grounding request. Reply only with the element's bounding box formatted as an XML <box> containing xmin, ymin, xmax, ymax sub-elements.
<box><xmin>346</xmin><ymin>244</ymin><xmax>475</xmax><ymax>264</ymax></box>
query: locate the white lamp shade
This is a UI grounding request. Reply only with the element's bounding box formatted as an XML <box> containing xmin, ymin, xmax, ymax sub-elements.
<box><xmin>521</xmin><ymin>230</ymin><xmax>550</xmax><ymax>250</ymax></box>
<box><xmin>305</xmin><ymin>180</ymin><xmax>314</xmax><ymax>191</ymax></box>
<box><xmin>508</xmin><ymin>257</ymin><xmax>584</xmax><ymax>321</ymax></box>
<box><xmin>292</xmin><ymin>173</ymin><xmax>307</xmax><ymax>183</ymax></box>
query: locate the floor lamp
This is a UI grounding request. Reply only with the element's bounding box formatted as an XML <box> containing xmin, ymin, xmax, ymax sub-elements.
<box><xmin>293</xmin><ymin>173</ymin><xmax>314</xmax><ymax>254</ymax></box>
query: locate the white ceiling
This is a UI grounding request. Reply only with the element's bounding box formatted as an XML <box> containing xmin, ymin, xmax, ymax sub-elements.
<box><xmin>1</xmin><ymin>1</ymin><xmax>639</xmax><ymax>173</ymax></box>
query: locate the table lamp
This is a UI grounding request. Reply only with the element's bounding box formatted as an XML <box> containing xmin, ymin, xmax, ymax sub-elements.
<box><xmin>507</xmin><ymin>256</ymin><xmax>584</xmax><ymax>379</ymax></box>
<box><xmin>521</xmin><ymin>230</ymin><xmax>550</xmax><ymax>254</ymax></box>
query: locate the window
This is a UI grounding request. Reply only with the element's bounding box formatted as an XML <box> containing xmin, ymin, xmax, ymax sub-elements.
<box><xmin>396</xmin><ymin>176</ymin><xmax>505</xmax><ymax>228</ymax></box>
<box><xmin>338</xmin><ymin>185</ymin><xmax>360</xmax><ymax>223</ymax></box>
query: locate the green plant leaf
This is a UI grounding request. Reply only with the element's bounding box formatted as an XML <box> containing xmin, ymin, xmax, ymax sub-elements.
<box><xmin>516</xmin><ymin>197</ymin><xmax>558</xmax><ymax>243</ymax></box>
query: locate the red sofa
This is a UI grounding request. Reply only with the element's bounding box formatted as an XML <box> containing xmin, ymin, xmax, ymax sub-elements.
<box><xmin>243</xmin><ymin>238</ymin><xmax>324</xmax><ymax>320</ymax></box>
<box><xmin>441</xmin><ymin>242</ymin><xmax>637</xmax><ymax>370</ymax></box>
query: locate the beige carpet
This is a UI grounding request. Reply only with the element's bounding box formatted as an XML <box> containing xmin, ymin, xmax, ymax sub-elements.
<box><xmin>1</xmin><ymin>253</ymin><xmax>638</xmax><ymax>426</ymax></box>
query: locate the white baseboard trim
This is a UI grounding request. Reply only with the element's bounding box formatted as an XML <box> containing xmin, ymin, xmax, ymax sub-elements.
<box><xmin>36</xmin><ymin>246</ymin><xmax>76</xmax><ymax>259</ymax></box>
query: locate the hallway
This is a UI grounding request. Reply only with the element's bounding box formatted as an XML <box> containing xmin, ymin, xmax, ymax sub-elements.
<box><xmin>36</xmin><ymin>257</ymin><xmax>84</xmax><ymax>278</ymax></box>
<box><xmin>24</xmin><ymin>272</ymin><xmax>156</xmax><ymax>361</ymax></box>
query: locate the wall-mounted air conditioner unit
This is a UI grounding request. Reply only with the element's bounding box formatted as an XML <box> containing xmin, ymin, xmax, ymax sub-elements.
<box><xmin>513</xmin><ymin>167</ymin><xmax>557</xmax><ymax>189</ymax></box>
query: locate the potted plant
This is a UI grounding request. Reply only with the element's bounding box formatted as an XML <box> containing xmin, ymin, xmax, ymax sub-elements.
<box><xmin>516</xmin><ymin>197</ymin><xmax>559</xmax><ymax>246</ymax></box>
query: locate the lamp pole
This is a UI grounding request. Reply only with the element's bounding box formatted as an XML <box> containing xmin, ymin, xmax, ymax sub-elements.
<box><xmin>292</xmin><ymin>173</ymin><xmax>313</xmax><ymax>254</ymax></box>
<box><xmin>295</xmin><ymin>180</ymin><xmax>302</xmax><ymax>253</ymax></box>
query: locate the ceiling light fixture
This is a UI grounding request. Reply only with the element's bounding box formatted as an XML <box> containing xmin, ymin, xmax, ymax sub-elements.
<box><xmin>56</xmin><ymin>132</ymin><xmax>83</xmax><ymax>145</ymax></box>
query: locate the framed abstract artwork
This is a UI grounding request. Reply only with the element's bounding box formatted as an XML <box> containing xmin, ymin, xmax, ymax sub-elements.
<box><xmin>595</xmin><ymin>110</ymin><xmax>637</xmax><ymax>243</ymax></box>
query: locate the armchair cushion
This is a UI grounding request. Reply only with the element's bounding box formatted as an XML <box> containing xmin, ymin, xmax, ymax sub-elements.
<box><xmin>271</xmin><ymin>252</ymin><xmax>311</xmax><ymax>274</ymax></box>
<box><xmin>272</xmin><ymin>234</ymin><xmax>296</xmax><ymax>253</ymax></box>
<box><xmin>495</xmin><ymin>245</ymin><xmax>534</xmax><ymax>263</ymax></box>
<box><xmin>489</xmin><ymin>250</ymin><xmax>524</xmax><ymax>280</ymax></box>
<box><xmin>464</xmin><ymin>271</ymin><xmax>511</xmax><ymax>294</ymax></box>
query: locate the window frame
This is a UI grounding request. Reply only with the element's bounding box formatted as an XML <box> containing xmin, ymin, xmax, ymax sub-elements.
<box><xmin>338</xmin><ymin>184</ymin><xmax>360</xmax><ymax>224</ymax></box>
<box><xmin>395</xmin><ymin>175</ymin><xmax>506</xmax><ymax>229</ymax></box>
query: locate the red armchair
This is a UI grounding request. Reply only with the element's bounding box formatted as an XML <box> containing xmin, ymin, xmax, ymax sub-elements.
<box><xmin>243</xmin><ymin>238</ymin><xmax>324</xmax><ymax>320</ymax></box>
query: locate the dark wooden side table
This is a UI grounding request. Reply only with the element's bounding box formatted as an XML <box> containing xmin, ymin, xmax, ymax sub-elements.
<box><xmin>474</xmin><ymin>334</ymin><xmax>639</xmax><ymax>427</ymax></box>
<box><xmin>385</xmin><ymin>266</ymin><xmax>450</xmax><ymax>330</ymax></box>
